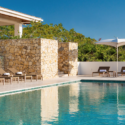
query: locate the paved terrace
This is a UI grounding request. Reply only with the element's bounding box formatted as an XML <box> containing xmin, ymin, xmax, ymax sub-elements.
<box><xmin>0</xmin><ymin>75</ymin><xmax>125</xmax><ymax>96</ymax></box>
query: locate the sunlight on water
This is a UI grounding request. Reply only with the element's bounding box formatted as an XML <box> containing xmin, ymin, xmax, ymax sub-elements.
<box><xmin>0</xmin><ymin>82</ymin><xmax>125</xmax><ymax>124</ymax></box>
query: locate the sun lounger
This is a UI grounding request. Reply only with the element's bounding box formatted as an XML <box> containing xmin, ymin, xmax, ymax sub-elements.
<box><xmin>0</xmin><ymin>68</ymin><xmax>19</xmax><ymax>84</ymax></box>
<box><xmin>26</xmin><ymin>73</ymin><xmax>43</xmax><ymax>81</ymax></box>
<box><xmin>92</xmin><ymin>67</ymin><xmax>110</xmax><ymax>77</ymax></box>
<box><xmin>117</xmin><ymin>67</ymin><xmax>125</xmax><ymax>76</ymax></box>
<box><xmin>7</xmin><ymin>68</ymin><xmax>32</xmax><ymax>82</ymax></box>
<box><xmin>0</xmin><ymin>76</ymin><xmax>19</xmax><ymax>84</ymax></box>
<box><xmin>0</xmin><ymin>68</ymin><xmax>12</xmax><ymax>76</ymax></box>
<box><xmin>8</xmin><ymin>68</ymin><xmax>42</xmax><ymax>81</ymax></box>
<box><xmin>92</xmin><ymin>67</ymin><xmax>116</xmax><ymax>77</ymax></box>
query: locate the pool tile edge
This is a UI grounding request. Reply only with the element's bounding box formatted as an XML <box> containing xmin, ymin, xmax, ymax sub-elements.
<box><xmin>0</xmin><ymin>80</ymin><xmax>81</xmax><ymax>96</ymax></box>
<box><xmin>1</xmin><ymin>78</ymin><xmax>125</xmax><ymax>96</ymax></box>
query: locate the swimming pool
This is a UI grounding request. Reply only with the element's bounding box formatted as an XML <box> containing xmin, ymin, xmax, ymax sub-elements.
<box><xmin>0</xmin><ymin>82</ymin><xmax>125</xmax><ymax>125</ymax></box>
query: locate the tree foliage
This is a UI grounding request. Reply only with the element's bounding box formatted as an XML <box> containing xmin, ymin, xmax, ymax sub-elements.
<box><xmin>0</xmin><ymin>22</ymin><xmax>125</xmax><ymax>61</ymax></box>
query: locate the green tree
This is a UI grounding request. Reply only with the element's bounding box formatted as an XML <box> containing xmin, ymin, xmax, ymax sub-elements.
<box><xmin>0</xmin><ymin>22</ymin><xmax>125</xmax><ymax>61</ymax></box>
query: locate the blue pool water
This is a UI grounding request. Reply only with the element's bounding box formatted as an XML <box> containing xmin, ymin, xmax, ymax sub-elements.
<box><xmin>0</xmin><ymin>82</ymin><xmax>125</xmax><ymax>125</ymax></box>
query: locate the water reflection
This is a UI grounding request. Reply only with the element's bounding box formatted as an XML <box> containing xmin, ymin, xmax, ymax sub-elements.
<box><xmin>69</xmin><ymin>83</ymin><xmax>79</xmax><ymax>114</ymax></box>
<box><xmin>41</xmin><ymin>86</ymin><xmax>58</xmax><ymax>123</ymax></box>
<box><xmin>117</xmin><ymin>84</ymin><xmax>125</xmax><ymax>121</ymax></box>
<box><xmin>0</xmin><ymin>90</ymin><xmax>41</xmax><ymax>124</ymax></box>
<box><xmin>0</xmin><ymin>82</ymin><xmax>125</xmax><ymax>124</ymax></box>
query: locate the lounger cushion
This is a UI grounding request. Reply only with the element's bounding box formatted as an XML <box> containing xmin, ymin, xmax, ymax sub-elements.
<box><xmin>4</xmin><ymin>73</ymin><xmax>10</xmax><ymax>75</ymax></box>
<box><xmin>100</xmin><ymin>69</ymin><xmax>106</xmax><ymax>72</ymax></box>
<box><xmin>16</xmin><ymin>72</ymin><xmax>22</xmax><ymax>75</ymax></box>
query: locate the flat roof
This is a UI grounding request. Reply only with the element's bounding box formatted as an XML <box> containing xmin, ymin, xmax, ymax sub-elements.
<box><xmin>0</xmin><ymin>7</ymin><xmax>43</xmax><ymax>24</ymax></box>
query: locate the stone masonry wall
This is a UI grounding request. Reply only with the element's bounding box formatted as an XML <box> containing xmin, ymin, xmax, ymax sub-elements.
<box><xmin>69</xmin><ymin>43</ymin><xmax>78</xmax><ymax>76</ymax></box>
<box><xmin>0</xmin><ymin>38</ymin><xmax>77</xmax><ymax>79</ymax></box>
<box><xmin>58</xmin><ymin>43</ymin><xmax>69</xmax><ymax>74</ymax></box>
<box><xmin>0</xmin><ymin>56</ymin><xmax>4</xmax><ymax>69</ymax></box>
<box><xmin>0</xmin><ymin>38</ymin><xmax>58</xmax><ymax>80</ymax></box>
<box><xmin>41</xmin><ymin>39</ymin><xmax>58</xmax><ymax>79</ymax></box>
<box><xmin>58</xmin><ymin>42</ymin><xmax>78</xmax><ymax>76</ymax></box>
<box><xmin>0</xmin><ymin>38</ymin><xmax>41</xmax><ymax>74</ymax></box>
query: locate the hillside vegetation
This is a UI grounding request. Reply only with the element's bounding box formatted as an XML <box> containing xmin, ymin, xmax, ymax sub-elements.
<box><xmin>0</xmin><ymin>22</ymin><xmax>125</xmax><ymax>61</ymax></box>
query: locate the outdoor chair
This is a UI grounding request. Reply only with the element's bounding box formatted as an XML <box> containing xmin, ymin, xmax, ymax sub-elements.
<box><xmin>7</xmin><ymin>68</ymin><xmax>32</xmax><ymax>82</ymax></box>
<box><xmin>92</xmin><ymin>67</ymin><xmax>110</xmax><ymax>77</ymax></box>
<box><xmin>117</xmin><ymin>67</ymin><xmax>125</xmax><ymax>76</ymax></box>
<box><xmin>0</xmin><ymin>76</ymin><xmax>19</xmax><ymax>84</ymax></box>
<box><xmin>0</xmin><ymin>68</ymin><xmax>19</xmax><ymax>84</ymax></box>
<box><xmin>8</xmin><ymin>68</ymin><xmax>43</xmax><ymax>81</ymax></box>
<box><xmin>26</xmin><ymin>72</ymin><xmax>43</xmax><ymax>81</ymax></box>
<box><xmin>0</xmin><ymin>68</ymin><xmax>12</xmax><ymax>77</ymax></box>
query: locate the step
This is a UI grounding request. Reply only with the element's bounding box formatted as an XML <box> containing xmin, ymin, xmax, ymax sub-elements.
<box><xmin>58</xmin><ymin>74</ymin><xmax>69</xmax><ymax>77</ymax></box>
<box><xmin>58</xmin><ymin>72</ymin><xmax>64</xmax><ymax>75</ymax></box>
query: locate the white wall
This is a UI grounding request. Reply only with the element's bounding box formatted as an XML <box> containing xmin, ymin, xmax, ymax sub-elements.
<box><xmin>78</xmin><ymin>62</ymin><xmax>125</xmax><ymax>75</ymax></box>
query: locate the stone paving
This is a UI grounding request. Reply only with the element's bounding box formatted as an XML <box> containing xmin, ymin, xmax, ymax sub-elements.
<box><xmin>0</xmin><ymin>75</ymin><xmax>125</xmax><ymax>96</ymax></box>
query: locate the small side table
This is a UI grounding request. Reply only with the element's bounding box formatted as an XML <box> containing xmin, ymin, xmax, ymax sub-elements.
<box><xmin>0</xmin><ymin>78</ymin><xmax>5</xmax><ymax>85</ymax></box>
<box><xmin>113</xmin><ymin>71</ymin><xmax>117</xmax><ymax>77</ymax></box>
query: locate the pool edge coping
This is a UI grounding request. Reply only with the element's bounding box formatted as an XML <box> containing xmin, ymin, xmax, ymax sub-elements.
<box><xmin>0</xmin><ymin>78</ymin><xmax>125</xmax><ymax>96</ymax></box>
<box><xmin>0</xmin><ymin>79</ymin><xmax>81</xmax><ymax>96</ymax></box>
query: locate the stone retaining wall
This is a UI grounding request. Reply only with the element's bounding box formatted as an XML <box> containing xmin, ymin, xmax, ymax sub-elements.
<box><xmin>0</xmin><ymin>38</ymin><xmax>41</xmax><ymax>74</ymax></box>
<box><xmin>0</xmin><ymin>38</ymin><xmax>58</xmax><ymax>80</ymax></box>
<box><xmin>0</xmin><ymin>38</ymin><xmax>77</xmax><ymax>79</ymax></box>
<box><xmin>58</xmin><ymin>42</ymin><xmax>78</xmax><ymax>76</ymax></box>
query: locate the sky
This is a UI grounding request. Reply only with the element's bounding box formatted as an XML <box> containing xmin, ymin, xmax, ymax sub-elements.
<box><xmin>1</xmin><ymin>0</ymin><xmax>125</xmax><ymax>40</ymax></box>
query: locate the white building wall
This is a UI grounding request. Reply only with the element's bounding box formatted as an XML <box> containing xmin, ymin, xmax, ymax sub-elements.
<box><xmin>78</xmin><ymin>62</ymin><xmax>125</xmax><ymax>75</ymax></box>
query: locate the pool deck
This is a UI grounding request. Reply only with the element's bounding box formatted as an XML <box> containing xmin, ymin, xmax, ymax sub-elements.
<box><xmin>0</xmin><ymin>75</ymin><xmax>125</xmax><ymax>96</ymax></box>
